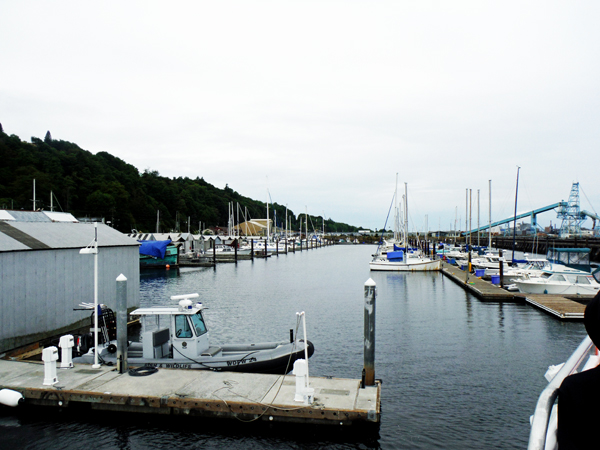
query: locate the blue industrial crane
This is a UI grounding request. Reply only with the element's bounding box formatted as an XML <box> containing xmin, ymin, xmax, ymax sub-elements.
<box><xmin>463</xmin><ymin>202</ymin><xmax>567</xmax><ymax>236</ymax></box>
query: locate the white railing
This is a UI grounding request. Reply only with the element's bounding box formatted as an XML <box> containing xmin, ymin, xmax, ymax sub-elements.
<box><xmin>528</xmin><ymin>335</ymin><xmax>595</xmax><ymax>450</ymax></box>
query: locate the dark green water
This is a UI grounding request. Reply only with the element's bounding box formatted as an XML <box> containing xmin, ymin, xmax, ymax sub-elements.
<box><xmin>0</xmin><ymin>245</ymin><xmax>588</xmax><ymax>449</ymax></box>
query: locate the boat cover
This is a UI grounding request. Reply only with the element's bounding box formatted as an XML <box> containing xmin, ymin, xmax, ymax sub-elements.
<box><xmin>138</xmin><ymin>240</ymin><xmax>171</xmax><ymax>258</ymax></box>
<box><xmin>387</xmin><ymin>250</ymin><xmax>404</xmax><ymax>261</ymax></box>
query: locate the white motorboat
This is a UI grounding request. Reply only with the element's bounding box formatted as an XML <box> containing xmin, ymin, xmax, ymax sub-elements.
<box><xmin>73</xmin><ymin>294</ymin><xmax>314</xmax><ymax>374</ymax></box>
<box><xmin>514</xmin><ymin>271</ymin><xmax>600</xmax><ymax>295</ymax></box>
<box><xmin>471</xmin><ymin>253</ymin><xmax>510</xmax><ymax>275</ymax></box>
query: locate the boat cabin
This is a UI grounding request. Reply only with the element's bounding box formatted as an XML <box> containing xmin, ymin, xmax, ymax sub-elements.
<box><xmin>130</xmin><ymin>293</ymin><xmax>211</xmax><ymax>361</ymax></box>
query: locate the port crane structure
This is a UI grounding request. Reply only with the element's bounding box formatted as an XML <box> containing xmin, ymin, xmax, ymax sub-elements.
<box><xmin>464</xmin><ymin>183</ymin><xmax>599</xmax><ymax>238</ymax></box>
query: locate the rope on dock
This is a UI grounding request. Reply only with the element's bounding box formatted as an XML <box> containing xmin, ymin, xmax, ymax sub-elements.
<box><xmin>128</xmin><ymin>365</ymin><xmax>158</xmax><ymax>376</ymax></box>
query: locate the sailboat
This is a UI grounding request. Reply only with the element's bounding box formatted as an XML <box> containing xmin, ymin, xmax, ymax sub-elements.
<box><xmin>369</xmin><ymin>181</ymin><xmax>441</xmax><ymax>272</ymax></box>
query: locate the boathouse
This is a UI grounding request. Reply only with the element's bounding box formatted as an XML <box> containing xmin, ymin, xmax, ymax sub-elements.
<box><xmin>0</xmin><ymin>210</ymin><xmax>140</xmax><ymax>353</ymax></box>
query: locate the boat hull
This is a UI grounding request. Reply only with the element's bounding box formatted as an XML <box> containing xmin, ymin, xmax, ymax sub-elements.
<box><xmin>369</xmin><ymin>259</ymin><xmax>441</xmax><ymax>272</ymax></box>
<box><xmin>74</xmin><ymin>340</ymin><xmax>315</xmax><ymax>375</ymax></box>
<box><xmin>515</xmin><ymin>281</ymin><xmax>600</xmax><ymax>295</ymax></box>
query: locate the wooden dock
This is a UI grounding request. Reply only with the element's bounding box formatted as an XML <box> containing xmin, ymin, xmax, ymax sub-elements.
<box><xmin>440</xmin><ymin>261</ymin><xmax>595</xmax><ymax>320</ymax></box>
<box><xmin>516</xmin><ymin>294</ymin><xmax>590</xmax><ymax>320</ymax></box>
<box><xmin>0</xmin><ymin>360</ymin><xmax>380</xmax><ymax>425</ymax></box>
<box><xmin>440</xmin><ymin>261</ymin><xmax>516</xmax><ymax>301</ymax></box>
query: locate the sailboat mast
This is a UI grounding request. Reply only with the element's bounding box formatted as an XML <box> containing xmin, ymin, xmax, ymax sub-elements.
<box><xmin>266</xmin><ymin>190</ymin><xmax>270</xmax><ymax>241</ymax></box>
<box><xmin>512</xmin><ymin>167</ymin><xmax>521</xmax><ymax>263</ymax></box>
<box><xmin>404</xmin><ymin>183</ymin><xmax>408</xmax><ymax>247</ymax></box>
<box><xmin>305</xmin><ymin>206</ymin><xmax>308</xmax><ymax>244</ymax></box>
<box><xmin>394</xmin><ymin>174</ymin><xmax>399</xmax><ymax>242</ymax></box>
<box><xmin>285</xmin><ymin>205</ymin><xmax>288</xmax><ymax>241</ymax></box>
<box><xmin>477</xmin><ymin>189</ymin><xmax>480</xmax><ymax>247</ymax></box>
<box><xmin>488</xmin><ymin>180</ymin><xmax>492</xmax><ymax>249</ymax></box>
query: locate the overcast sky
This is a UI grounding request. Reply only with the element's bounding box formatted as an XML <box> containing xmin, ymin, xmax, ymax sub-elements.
<box><xmin>2</xmin><ymin>1</ymin><xmax>600</xmax><ymax>232</ymax></box>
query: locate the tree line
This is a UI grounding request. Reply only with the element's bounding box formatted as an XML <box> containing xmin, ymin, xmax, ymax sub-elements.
<box><xmin>0</xmin><ymin>125</ymin><xmax>361</xmax><ymax>234</ymax></box>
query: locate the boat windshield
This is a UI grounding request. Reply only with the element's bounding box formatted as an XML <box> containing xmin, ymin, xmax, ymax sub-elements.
<box><xmin>190</xmin><ymin>311</ymin><xmax>208</xmax><ymax>336</ymax></box>
<box><xmin>175</xmin><ymin>315</ymin><xmax>193</xmax><ymax>338</ymax></box>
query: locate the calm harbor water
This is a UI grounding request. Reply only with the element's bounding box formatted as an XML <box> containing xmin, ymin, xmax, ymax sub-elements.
<box><xmin>0</xmin><ymin>245</ymin><xmax>588</xmax><ymax>449</ymax></box>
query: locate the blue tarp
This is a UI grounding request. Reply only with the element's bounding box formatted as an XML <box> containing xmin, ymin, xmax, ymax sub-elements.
<box><xmin>138</xmin><ymin>240</ymin><xmax>171</xmax><ymax>258</ymax></box>
<box><xmin>387</xmin><ymin>250</ymin><xmax>404</xmax><ymax>261</ymax></box>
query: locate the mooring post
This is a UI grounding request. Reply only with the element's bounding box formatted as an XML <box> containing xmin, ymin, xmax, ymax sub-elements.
<box><xmin>499</xmin><ymin>249</ymin><xmax>504</xmax><ymax>287</ymax></box>
<box><xmin>251</xmin><ymin>239</ymin><xmax>254</xmax><ymax>260</ymax></box>
<box><xmin>364</xmin><ymin>278</ymin><xmax>376</xmax><ymax>386</ymax></box>
<box><xmin>116</xmin><ymin>274</ymin><xmax>128</xmax><ymax>374</ymax></box>
<box><xmin>234</xmin><ymin>238</ymin><xmax>238</xmax><ymax>263</ymax></box>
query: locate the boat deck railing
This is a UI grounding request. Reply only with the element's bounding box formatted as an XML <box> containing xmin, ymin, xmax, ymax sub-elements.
<box><xmin>528</xmin><ymin>335</ymin><xmax>594</xmax><ymax>450</ymax></box>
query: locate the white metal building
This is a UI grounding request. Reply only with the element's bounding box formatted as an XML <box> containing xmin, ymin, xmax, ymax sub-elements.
<box><xmin>0</xmin><ymin>210</ymin><xmax>140</xmax><ymax>353</ymax></box>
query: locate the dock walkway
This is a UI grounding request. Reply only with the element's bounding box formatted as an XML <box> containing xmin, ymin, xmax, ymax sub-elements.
<box><xmin>0</xmin><ymin>360</ymin><xmax>380</xmax><ymax>425</ymax></box>
<box><xmin>517</xmin><ymin>294</ymin><xmax>588</xmax><ymax>320</ymax></box>
<box><xmin>440</xmin><ymin>261</ymin><xmax>515</xmax><ymax>301</ymax></box>
<box><xmin>439</xmin><ymin>260</ymin><xmax>594</xmax><ymax>320</ymax></box>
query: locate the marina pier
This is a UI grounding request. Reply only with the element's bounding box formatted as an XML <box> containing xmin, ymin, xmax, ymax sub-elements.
<box><xmin>0</xmin><ymin>359</ymin><xmax>380</xmax><ymax>425</ymax></box>
<box><xmin>440</xmin><ymin>260</ymin><xmax>594</xmax><ymax>319</ymax></box>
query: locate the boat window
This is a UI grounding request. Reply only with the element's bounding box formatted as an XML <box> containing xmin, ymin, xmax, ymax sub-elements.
<box><xmin>541</xmin><ymin>273</ymin><xmax>551</xmax><ymax>279</ymax></box>
<box><xmin>553</xmin><ymin>275</ymin><xmax>567</xmax><ymax>282</ymax></box>
<box><xmin>576</xmin><ymin>276</ymin><xmax>591</xmax><ymax>284</ymax></box>
<box><xmin>175</xmin><ymin>315</ymin><xmax>192</xmax><ymax>338</ymax></box>
<box><xmin>190</xmin><ymin>311</ymin><xmax>208</xmax><ymax>336</ymax></box>
<box><xmin>565</xmin><ymin>275</ymin><xmax>577</xmax><ymax>283</ymax></box>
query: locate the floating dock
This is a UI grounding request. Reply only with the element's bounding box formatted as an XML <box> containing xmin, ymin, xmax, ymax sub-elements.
<box><xmin>440</xmin><ymin>261</ymin><xmax>515</xmax><ymax>301</ymax></box>
<box><xmin>0</xmin><ymin>360</ymin><xmax>380</xmax><ymax>425</ymax></box>
<box><xmin>516</xmin><ymin>294</ymin><xmax>588</xmax><ymax>320</ymax></box>
<box><xmin>439</xmin><ymin>261</ymin><xmax>594</xmax><ymax>319</ymax></box>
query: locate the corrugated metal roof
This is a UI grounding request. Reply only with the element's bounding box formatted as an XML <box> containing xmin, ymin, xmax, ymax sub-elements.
<box><xmin>42</xmin><ymin>211</ymin><xmax>78</xmax><ymax>222</ymax></box>
<box><xmin>3</xmin><ymin>210</ymin><xmax>52</xmax><ymax>222</ymax></box>
<box><xmin>0</xmin><ymin>222</ymin><xmax>139</xmax><ymax>252</ymax></box>
<box><xmin>0</xmin><ymin>230</ymin><xmax>30</xmax><ymax>251</ymax></box>
<box><xmin>0</xmin><ymin>210</ymin><xmax>78</xmax><ymax>223</ymax></box>
<box><xmin>0</xmin><ymin>211</ymin><xmax>15</xmax><ymax>221</ymax></box>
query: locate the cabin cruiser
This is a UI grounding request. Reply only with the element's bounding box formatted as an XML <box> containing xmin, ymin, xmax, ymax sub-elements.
<box><xmin>73</xmin><ymin>294</ymin><xmax>314</xmax><ymax>374</ymax></box>
<box><xmin>471</xmin><ymin>253</ymin><xmax>510</xmax><ymax>275</ymax></box>
<box><xmin>514</xmin><ymin>271</ymin><xmax>600</xmax><ymax>295</ymax></box>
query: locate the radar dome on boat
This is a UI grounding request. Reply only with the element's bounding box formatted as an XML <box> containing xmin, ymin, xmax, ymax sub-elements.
<box><xmin>179</xmin><ymin>299</ymin><xmax>193</xmax><ymax>310</ymax></box>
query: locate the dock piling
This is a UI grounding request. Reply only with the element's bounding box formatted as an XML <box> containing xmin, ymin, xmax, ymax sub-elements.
<box><xmin>499</xmin><ymin>249</ymin><xmax>504</xmax><ymax>287</ymax></box>
<box><xmin>116</xmin><ymin>274</ymin><xmax>128</xmax><ymax>374</ymax></box>
<box><xmin>364</xmin><ymin>278</ymin><xmax>376</xmax><ymax>386</ymax></box>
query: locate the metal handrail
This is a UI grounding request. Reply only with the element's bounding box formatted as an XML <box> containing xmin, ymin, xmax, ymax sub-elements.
<box><xmin>527</xmin><ymin>335</ymin><xmax>594</xmax><ymax>450</ymax></box>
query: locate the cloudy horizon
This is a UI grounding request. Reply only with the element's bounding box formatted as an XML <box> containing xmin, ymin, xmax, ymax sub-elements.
<box><xmin>2</xmin><ymin>1</ymin><xmax>599</xmax><ymax>232</ymax></box>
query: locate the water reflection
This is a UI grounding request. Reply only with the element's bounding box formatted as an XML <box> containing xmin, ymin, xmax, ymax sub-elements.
<box><xmin>0</xmin><ymin>246</ymin><xmax>590</xmax><ymax>450</ymax></box>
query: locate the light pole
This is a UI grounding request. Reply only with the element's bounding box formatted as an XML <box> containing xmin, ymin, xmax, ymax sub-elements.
<box><xmin>80</xmin><ymin>222</ymin><xmax>100</xmax><ymax>369</ymax></box>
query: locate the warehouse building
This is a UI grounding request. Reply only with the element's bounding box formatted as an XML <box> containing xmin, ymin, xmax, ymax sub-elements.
<box><xmin>0</xmin><ymin>210</ymin><xmax>140</xmax><ymax>353</ymax></box>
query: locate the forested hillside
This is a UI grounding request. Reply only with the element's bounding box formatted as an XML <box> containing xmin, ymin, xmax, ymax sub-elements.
<box><xmin>0</xmin><ymin>125</ymin><xmax>360</xmax><ymax>234</ymax></box>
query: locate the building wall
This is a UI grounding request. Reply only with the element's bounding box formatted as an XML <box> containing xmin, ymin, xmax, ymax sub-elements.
<box><xmin>0</xmin><ymin>246</ymin><xmax>140</xmax><ymax>353</ymax></box>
